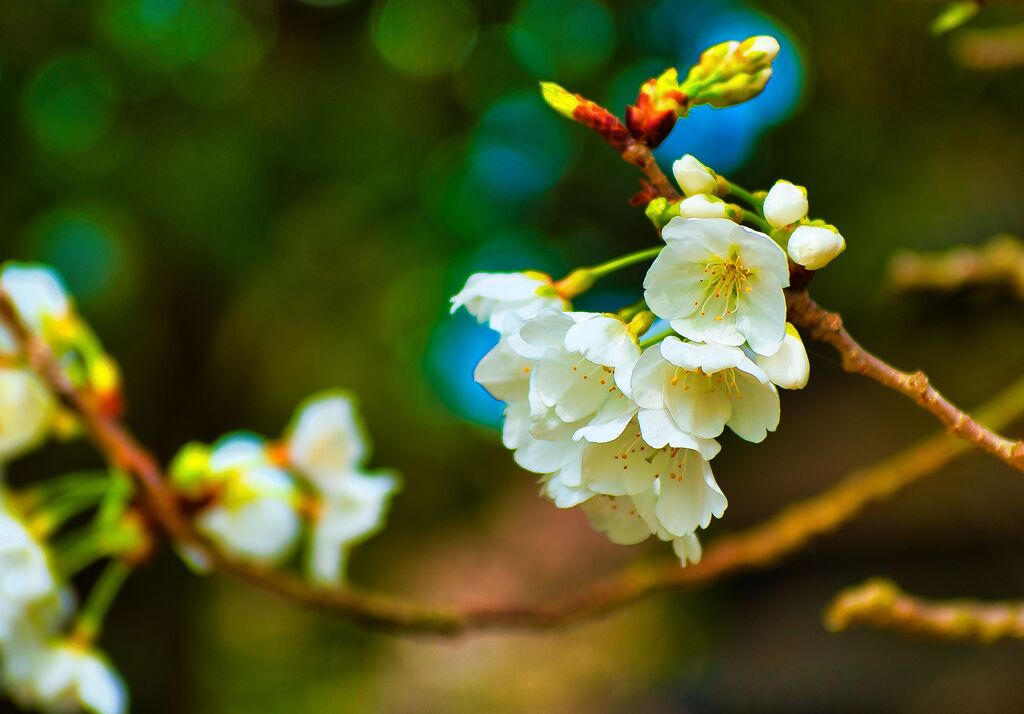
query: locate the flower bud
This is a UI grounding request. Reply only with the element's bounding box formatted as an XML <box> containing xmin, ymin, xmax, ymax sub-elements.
<box><xmin>644</xmin><ymin>197</ymin><xmax>681</xmax><ymax>229</ymax></box>
<box><xmin>736</xmin><ymin>35</ymin><xmax>780</xmax><ymax>72</ymax></box>
<box><xmin>787</xmin><ymin>225</ymin><xmax>846</xmax><ymax>270</ymax></box>
<box><xmin>625</xmin><ymin>68</ymin><xmax>690</xmax><ymax>148</ymax></box>
<box><xmin>678</xmin><ymin>194</ymin><xmax>728</xmax><ymax>219</ymax></box>
<box><xmin>763</xmin><ymin>180</ymin><xmax>808</xmax><ymax>229</ymax></box>
<box><xmin>681</xmin><ymin>35</ymin><xmax>780</xmax><ymax>109</ymax></box>
<box><xmin>539</xmin><ymin>82</ymin><xmax>632</xmax><ymax>152</ymax></box>
<box><xmin>672</xmin><ymin>155</ymin><xmax>717</xmax><ymax>196</ymax></box>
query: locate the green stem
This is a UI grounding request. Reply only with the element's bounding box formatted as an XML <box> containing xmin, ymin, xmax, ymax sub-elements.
<box><xmin>724</xmin><ymin>180</ymin><xmax>762</xmax><ymax>210</ymax></box>
<box><xmin>639</xmin><ymin>327</ymin><xmax>676</xmax><ymax>349</ymax></box>
<box><xmin>54</xmin><ymin>526</ymin><xmax>140</xmax><ymax>579</ymax></box>
<box><xmin>742</xmin><ymin>209</ymin><xmax>773</xmax><ymax>234</ymax></box>
<box><xmin>72</xmin><ymin>559</ymin><xmax>132</xmax><ymax>644</ymax></box>
<box><xmin>588</xmin><ymin>246</ymin><xmax>662</xmax><ymax>280</ymax></box>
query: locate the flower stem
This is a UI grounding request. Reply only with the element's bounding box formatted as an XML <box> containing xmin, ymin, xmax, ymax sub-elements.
<box><xmin>724</xmin><ymin>180</ymin><xmax>762</xmax><ymax>210</ymax></box>
<box><xmin>639</xmin><ymin>327</ymin><xmax>676</xmax><ymax>348</ymax></box>
<box><xmin>72</xmin><ymin>559</ymin><xmax>132</xmax><ymax>644</ymax></box>
<box><xmin>587</xmin><ymin>246</ymin><xmax>663</xmax><ymax>279</ymax></box>
<box><xmin>741</xmin><ymin>209</ymin><xmax>773</xmax><ymax>233</ymax></box>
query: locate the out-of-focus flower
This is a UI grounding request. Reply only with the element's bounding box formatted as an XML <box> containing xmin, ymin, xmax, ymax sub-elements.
<box><xmin>174</xmin><ymin>435</ymin><xmax>302</xmax><ymax>565</ymax></box>
<box><xmin>0</xmin><ymin>263</ymin><xmax>122</xmax><ymax>418</ymax></box>
<box><xmin>753</xmin><ymin>323</ymin><xmax>809</xmax><ymax>390</ymax></box>
<box><xmin>0</xmin><ymin>264</ymin><xmax>70</xmax><ymax>337</ymax></box>
<box><xmin>672</xmin><ymin>154</ymin><xmax>718</xmax><ymax>197</ymax></box>
<box><xmin>763</xmin><ymin>180</ymin><xmax>808</xmax><ymax>229</ymax></box>
<box><xmin>0</xmin><ymin>368</ymin><xmax>55</xmax><ymax>463</ymax></box>
<box><xmin>2</xmin><ymin>626</ymin><xmax>125</xmax><ymax>714</ymax></box>
<box><xmin>282</xmin><ymin>393</ymin><xmax>400</xmax><ymax>585</ymax></box>
<box><xmin>307</xmin><ymin>472</ymin><xmax>398</xmax><ymax>586</ymax></box>
<box><xmin>451</xmin><ymin>272</ymin><xmax>567</xmax><ymax>333</ymax></box>
<box><xmin>787</xmin><ymin>224</ymin><xmax>846</xmax><ymax>271</ymax></box>
<box><xmin>284</xmin><ymin>392</ymin><xmax>368</xmax><ymax>494</ymax></box>
<box><xmin>0</xmin><ymin>497</ymin><xmax>59</xmax><ymax>639</ymax></box>
<box><xmin>632</xmin><ymin>337</ymin><xmax>780</xmax><ymax>443</ymax></box>
<box><xmin>644</xmin><ymin>218</ymin><xmax>789</xmax><ymax>356</ymax></box>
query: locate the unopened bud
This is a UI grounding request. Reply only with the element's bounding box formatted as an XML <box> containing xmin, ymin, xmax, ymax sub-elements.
<box><xmin>625</xmin><ymin>68</ymin><xmax>690</xmax><ymax>147</ymax></box>
<box><xmin>539</xmin><ymin>82</ymin><xmax>631</xmax><ymax>151</ymax></box>
<box><xmin>627</xmin><ymin>310</ymin><xmax>656</xmax><ymax>340</ymax></box>
<box><xmin>787</xmin><ymin>225</ymin><xmax>846</xmax><ymax>270</ymax></box>
<box><xmin>678</xmin><ymin>194</ymin><xmax>729</xmax><ymax>219</ymax></box>
<box><xmin>644</xmin><ymin>197</ymin><xmax>681</xmax><ymax>230</ymax></box>
<box><xmin>682</xmin><ymin>35</ymin><xmax>780</xmax><ymax>109</ymax></box>
<box><xmin>554</xmin><ymin>269</ymin><xmax>596</xmax><ymax>299</ymax></box>
<box><xmin>763</xmin><ymin>180</ymin><xmax>808</xmax><ymax>229</ymax></box>
<box><xmin>672</xmin><ymin>154</ymin><xmax>717</xmax><ymax>196</ymax></box>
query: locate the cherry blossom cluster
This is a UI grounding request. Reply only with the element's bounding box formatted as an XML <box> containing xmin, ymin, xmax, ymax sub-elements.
<box><xmin>169</xmin><ymin>392</ymin><xmax>399</xmax><ymax>586</ymax></box>
<box><xmin>452</xmin><ymin>34</ymin><xmax>849</xmax><ymax>563</ymax></box>
<box><xmin>0</xmin><ymin>265</ymin><xmax>130</xmax><ymax>714</ymax></box>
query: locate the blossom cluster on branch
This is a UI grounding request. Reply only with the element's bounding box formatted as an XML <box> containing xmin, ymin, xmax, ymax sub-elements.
<box><xmin>451</xmin><ymin>36</ymin><xmax>853</xmax><ymax>567</ymax></box>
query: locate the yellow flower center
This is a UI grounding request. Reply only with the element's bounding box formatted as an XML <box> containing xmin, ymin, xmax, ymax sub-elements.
<box><xmin>693</xmin><ymin>248</ymin><xmax>753</xmax><ymax>321</ymax></box>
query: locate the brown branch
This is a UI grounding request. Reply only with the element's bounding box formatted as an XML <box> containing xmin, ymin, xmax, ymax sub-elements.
<box><xmin>786</xmin><ymin>289</ymin><xmax>1024</xmax><ymax>472</ymax></box>
<box><xmin>826</xmin><ymin>578</ymin><xmax>1024</xmax><ymax>643</ymax></box>
<box><xmin>622</xmin><ymin>141</ymin><xmax>680</xmax><ymax>201</ymax></box>
<box><xmin>888</xmin><ymin>235</ymin><xmax>1024</xmax><ymax>298</ymax></box>
<box><xmin>6</xmin><ymin>287</ymin><xmax>1024</xmax><ymax>634</ymax></box>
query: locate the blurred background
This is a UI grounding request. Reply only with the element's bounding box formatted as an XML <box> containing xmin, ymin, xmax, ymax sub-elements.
<box><xmin>2</xmin><ymin>0</ymin><xmax>1024</xmax><ymax>711</ymax></box>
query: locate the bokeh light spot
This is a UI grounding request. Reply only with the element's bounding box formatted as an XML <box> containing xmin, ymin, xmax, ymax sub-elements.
<box><xmin>508</xmin><ymin>0</ymin><xmax>615</xmax><ymax>81</ymax></box>
<box><xmin>23</xmin><ymin>55</ymin><xmax>118</xmax><ymax>154</ymax></box>
<box><xmin>372</xmin><ymin>0</ymin><xmax>478</xmax><ymax>79</ymax></box>
<box><xmin>25</xmin><ymin>206</ymin><xmax>135</xmax><ymax>308</ymax></box>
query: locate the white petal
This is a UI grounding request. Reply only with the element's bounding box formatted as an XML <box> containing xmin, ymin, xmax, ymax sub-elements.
<box><xmin>573</xmin><ymin>396</ymin><xmax>637</xmax><ymax>444</ymax></box>
<box><xmin>672</xmin><ymin>532</ymin><xmax>703</xmax><ymax>566</ymax></box>
<box><xmin>726</xmin><ymin>373</ymin><xmax>781</xmax><ymax>443</ymax></box>
<box><xmin>474</xmin><ymin>339</ymin><xmax>532</xmax><ymax>403</ymax></box>
<box><xmin>582</xmin><ymin>495</ymin><xmax>652</xmax><ymax>545</ymax></box>
<box><xmin>654</xmin><ymin>452</ymin><xmax>727</xmax><ymax>536</ymax></box>
<box><xmin>636</xmin><ymin>409</ymin><xmax>721</xmax><ymax>460</ymax></box>
<box><xmin>287</xmin><ymin>392</ymin><xmax>369</xmax><ymax>483</ymax></box>
<box><xmin>754</xmin><ymin>323</ymin><xmax>809</xmax><ymax>389</ymax></box>
<box><xmin>563</xmin><ymin>314</ymin><xmax>639</xmax><ymax>371</ymax></box>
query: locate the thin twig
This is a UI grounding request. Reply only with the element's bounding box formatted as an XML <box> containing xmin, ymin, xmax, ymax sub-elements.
<box><xmin>786</xmin><ymin>289</ymin><xmax>1024</xmax><ymax>472</ymax></box>
<box><xmin>826</xmin><ymin>578</ymin><xmax>1024</xmax><ymax>643</ymax></box>
<box><xmin>5</xmin><ymin>286</ymin><xmax>1024</xmax><ymax>634</ymax></box>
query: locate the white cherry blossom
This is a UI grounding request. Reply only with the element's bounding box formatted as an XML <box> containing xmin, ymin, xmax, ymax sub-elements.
<box><xmin>644</xmin><ymin>217</ymin><xmax>790</xmax><ymax>356</ymax></box>
<box><xmin>0</xmin><ymin>264</ymin><xmax>70</xmax><ymax>337</ymax></box>
<box><xmin>2</xmin><ymin>626</ymin><xmax>125</xmax><ymax>714</ymax></box>
<box><xmin>632</xmin><ymin>337</ymin><xmax>780</xmax><ymax>442</ymax></box>
<box><xmin>284</xmin><ymin>392</ymin><xmax>368</xmax><ymax>494</ymax></box>
<box><xmin>0</xmin><ymin>368</ymin><xmax>55</xmax><ymax>463</ymax></box>
<box><xmin>0</xmin><ymin>497</ymin><xmax>60</xmax><ymax>643</ymax></box>
<box><xmin>509</xmin><ymin>310</ymin><xmax>640</xmax><ymax>441</ymax></box>
<box><xmin>307</xmin><ymin>472</ymin><xmax>398</xmax><ymax>586</ymax></box>
<box><xmin>194</xmin><ymin>435</ymin><xmax>302</xmax><ymax>565</ymax></box>
<box><xmin>450</xmin><ymin>271</ymin><xmax>566</xmax><ymax>332</ymax></box>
